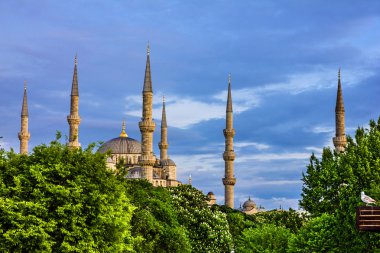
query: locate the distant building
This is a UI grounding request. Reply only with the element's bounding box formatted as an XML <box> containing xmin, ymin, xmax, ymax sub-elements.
<box><xmin>207</xmin><ymin>192</ymin><xmax>217</xmax><ymax>206</ymax></box>
<box><xmin>241</xmin><ymin>196</ymin><xmax>258</xmax><ymax>215</ymax></box>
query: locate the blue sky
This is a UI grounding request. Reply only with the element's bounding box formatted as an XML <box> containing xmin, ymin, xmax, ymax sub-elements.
<box><xmin>1</xmin><ymin>1</ymin><xmax>380</xmax><ymax>210</ymax></box>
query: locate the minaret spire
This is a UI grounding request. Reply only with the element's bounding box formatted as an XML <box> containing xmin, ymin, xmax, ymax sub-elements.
<box><xmin>159</xmin><ymin>96</ymin><xmax>168</xmax><ymax>160</ymax></box>
<box><xmin>333</xmin><ymin>68</ymin><xmax>347</xmax><ymax>152</ymax></box>
<box><xmin>67</xmin><ymin>54</ymin><xmax>81</xmax><ymax>149</ymax></box>
<box><xmin>18</xmin><ymin>80</ymin><xmax>30</xmax><ymax>154</ymax></box>
<box><xmin>139</xmin><ymin>44</ymin><xmax>156</xmax><ymax>182</ymax></box>
<box><xmin>223</xmin><ymin>74</ymin><xmax>236</xmax><ymax>208</ymax></box>
<box><xmin>143</xmin><ymin>42</ymin><xmax>153</xmax><ymax>93</ymax></box>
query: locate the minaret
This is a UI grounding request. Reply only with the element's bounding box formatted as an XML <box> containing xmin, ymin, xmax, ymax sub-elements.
<box><xmin>223</xmin><ymin>74</ymin><xmax>236</xmax><ymax>208</ymax></box>
<box><xmin>333</xmin><ymin>69</ymin><xmax>347</xmax><ymax>152</ymax></box>
<box><xmin>138</xmin><ymin>43</ymin><xmax>156</xmax><ymax>182</ymax></box>
<box><xmin>159</xmin><ymin>96</ymin><xmax>168</xmax><ymax>160</ymax></box>
<box><xmin>18</xmin><ymin>81</ymin><xmax>30</xmax><ymax>155</ymax></box>
<box><xmin>67</xmin><ymin>55</ymin><xmax>81</xmax><ymax>149</ymax></box>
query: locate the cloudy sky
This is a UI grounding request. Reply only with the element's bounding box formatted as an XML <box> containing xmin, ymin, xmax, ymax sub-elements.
<box><xmin>1</xmin><ymin>1</ymin><xmax>380</xmax><ymax>210</ymax></box>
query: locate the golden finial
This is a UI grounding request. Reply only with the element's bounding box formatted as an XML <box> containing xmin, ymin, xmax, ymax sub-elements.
<box><xmin>24</xmin><ymin>80</ymin><xmax>27</xmax><ymax>90</ymax></box>
<box><xmin>74</xmin><ymin>54</ymin><xmax>78</xmax><ymax>65</ymax></box>
<box><xmin>119</xmin><ymin>119</ymin><xmax>128</xmax><ymax>137</ymax></box>
<box><xmin>228</xmin><ymin>73</ymin><xmax>231</xmax><ymax>84</ymax></box>
<box><xmin>147</xmin><ymin>41</ymin><xmax>150</xmax><ymax>56</ymax></box>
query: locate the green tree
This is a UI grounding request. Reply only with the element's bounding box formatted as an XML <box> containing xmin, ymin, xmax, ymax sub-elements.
<box><xmin>169</xmin><ymin>185</ymin><xmax>233</xmax><ymax>252</ymax></box>
<box><xmin>299</xmin><ymin>117</ymin><xmax>380</xmax><ymax>252</ymax></box>
<box><xmin>0</xmin><ymin>136</ymin><xmax>135</xmax><ymax>252</ymax></box>
<box><xmin>288</xmin><ymin>213</ymin><xmax>340</xmax><ymax>253</ymax></box>
<box><xmin>236</xmin><ymin>223</ymin><xmax>292</xmax><ymax>253</ymax></box>
<box><xmin>123</xmin><ymin>180</ymin><xmax>191</xmax><ymax>253</ymax></box>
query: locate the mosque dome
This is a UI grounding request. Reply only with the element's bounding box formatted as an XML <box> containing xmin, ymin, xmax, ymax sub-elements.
<box><xmin>98</xmin><ymin>120</ymin><xmax>141</xmax><ymax>154</ymax></box>
<box><xmin>243</xmin><ymin>196</ymin><xmax>256</xmax><ymax>209</ymax></box>
<box><xmin>98</xmin><ymin>136</ymin><xmax>141</xmax><ymax>154</ymax></box>
<box><xmin>207</xmin><ymin>192</ymin><xmax>216</xmax><ymax>197</ymax></box>
<box><xmin>161</xmin><ymin>158</ymin><xmax>176</xmax><ymax>166</ymax></box>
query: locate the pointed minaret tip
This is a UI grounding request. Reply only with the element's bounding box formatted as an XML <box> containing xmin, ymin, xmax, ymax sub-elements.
<box><xmin>147</xmin><ymin>41</ymin><xmax>150</xmax><ymax>56</ymax></box>
<box><xmin>161</xmin><ymin>95</ymin><xmax>167</xmax><ymax>128</ymax></box>
<box><xmin>120</xmin><ymin>119</ymin><xmax>128</xmax><ymax>138</ymax></box>
<box><xmin>336</xmin><ymin>68</ymin><xmax>344</xmax><ymax>112</ymax></box>
<box><xmin>21</xmin><ymin>80</ymin><xmax>28</xmax><ymax>117</ymax></box>
<box><xmin>226</xmin><ymin>73</ymin><xmax>233</xmax><ymax>112</ymax></box>
<box><xmin>71</xmin><ymin>54</ymin><xmax>79</xmax><ymax>96</ymax></box>
<box><xmin>338</xmin><ymin>67</ymin><xmax>341</xmax><ymax>81</ymax></box>
<box><xmin>143</xmin><ymin>44</ymin><xmax>153</xmax><ymax>92</ymax></box>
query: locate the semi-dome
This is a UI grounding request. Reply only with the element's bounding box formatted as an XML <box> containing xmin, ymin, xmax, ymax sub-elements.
<box><xmin>98</xmin><ymin>136</ymin><xmax>141</xmax><ymax>154</ymax></box>
<box><xmin>243</xmin><ymin>196</ymin><xmax>256</xmax><ymax>209</ymax></box>
<box><xmin>161</xmin><ymin>158</ymin><xmax>176</xmax><ymax>166</ymax></box>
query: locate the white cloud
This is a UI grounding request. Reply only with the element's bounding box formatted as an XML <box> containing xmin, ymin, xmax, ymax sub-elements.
<box><xmin>238</xmin><ymin>152</ymin><xmax>311</xmax><ymax>162</ymax></box>
<box><xmin>234</xmin><ymin>141</ymin><xmax>270</xmax><ymax>151</ymax></box>
<box><xmin>125</xmin><ymin>94</ymin><xmax>226</xmax><ymax>129</ymax></box>
<box><xmin>310</xmin><ymin>125</ymin><xmax>334</xmax><ymax>134</ymax></box>
<box><xmin>0</xmin><ymin>139</ymin><xmax>11</xmax><ymax>151</ymax></box>
<box><xmin>305</xmin><ymin>146</ymin><xmax>323</xmax><ymax>154</ymax></box>
<box><xmin>123</xmin><ymin>67</ymin><xmax>373</xmax><ymax>129</ymax></box>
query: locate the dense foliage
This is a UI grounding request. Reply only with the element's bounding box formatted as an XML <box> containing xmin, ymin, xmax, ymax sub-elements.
<box><xmin>13</xmin><ymin>115</ymin><xmax>380</xmax><ymax>252</ymax></box>
<box><xmin>0</xmin><ymin>136</ymin><xmax>237</xmax><ymax>252</ymax></box>
<box><xmin>123</xmin><ymin>180</ymin><xmax>191</xmax><ymax>253</ymax></box>
<box><xmin>169</xmin><ymin>185</ymin><xmax>233</xmax><ymax>252</ymax></box>
<box><xmin>0</xmin><ymin>136</ymin><xmax>135</xmax><ymax>252</ymax></box>
<box><xmin>299</xmin><ymin>117</ymin><xmax>380</xmax><ymax>252</ymax></box>
<box><xmin>236</xmin><ymin>224</ymin><xmax>292</xmax><ymax>253</ymax></box>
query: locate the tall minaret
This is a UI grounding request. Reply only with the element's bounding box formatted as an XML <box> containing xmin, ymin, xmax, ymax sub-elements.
<box><xmin>18</xmin><ymin>81</ymin><xmax>30</xmax><ymax>155</ymax></box>
<box><xmin>138</xmin><ymin>43</ymin><xmax>156</xmax><ymax>182</ymax></box>
<box><xmin>159</xmin><ymin>96</ymin><xmax>168</xmax><ymax>160</ymax></box>
<box><xmin>67</xmin><ymin>55</ymin><xmax>81</xmax><ymax>149</ymax></box>
<box><xmin>333</xmin><ymin>69</ymin><xmax>347</xmax><ymax>153</ymax></box>
<box><xmin>223</xmin><ymin>74</ymin><xmax>236</xmax><ymax>208</ymax></box>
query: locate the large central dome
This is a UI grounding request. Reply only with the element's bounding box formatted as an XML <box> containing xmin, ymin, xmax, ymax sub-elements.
<box><xmin>98</xmin><ymin>136</ymin><xmax>141</xmax><ymax>154</ymax></box>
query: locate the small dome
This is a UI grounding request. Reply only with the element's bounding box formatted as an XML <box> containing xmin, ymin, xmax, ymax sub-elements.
<box><xmin>243</xmin><ymin>197</ymin><xmax>256</xmax><ymax>209</ymax></box>
<box><xmin>161</xmin><ymin>158</ymin><xmax>176</xmax><ymax>166</ymax></box>
<box><xmin>98</xmin><ymin>137</ymin><xmax>141</xmax><ymax>154</ymax></box>
<box><xmin>207</xmin><ymin>192</ymin><xmax>215</xmax><ymax>196</ymax></box>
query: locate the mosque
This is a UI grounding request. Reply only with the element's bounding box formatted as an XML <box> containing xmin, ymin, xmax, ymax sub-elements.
<box><xmin>16</xmin><ymin>44</ymin><xmax>347</xmax><ymax>212</ymax></box>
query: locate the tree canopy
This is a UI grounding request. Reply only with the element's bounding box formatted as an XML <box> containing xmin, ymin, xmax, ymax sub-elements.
<box><xmin>299</xmin><ymin>117</ymin><xmax>380</xmax><ymax>252</ymax></box>
<box><xmin>0</xmin><ymin>136</ymin><xmax>135</xmax><ymax>252</ymax></box>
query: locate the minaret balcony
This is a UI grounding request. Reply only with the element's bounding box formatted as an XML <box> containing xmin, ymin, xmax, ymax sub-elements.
<box><xmin>223</xmin><ymin>151</ymin><xmax>235</xmax><ymax>161</ymax></box>
<box><xmin>18</xmin><ymin>132</ymin><xmax>30</xmax><ymax>140</ymax></box>
<box><xmin>223</xmin><ymin>177</ymin><xmax>236</xmax><ymax>186</ymax></box>
<box><xmin>333</xmin><ymin>135</ymin><xmax>347</xmax><ymax>147</ymax></box>
<box><xmin>67</xmin><ymin>115</ymin><xmax>81</xmax><ymax>124</ymax></box>
<box><xmin>158</xmin><ymin>142</ymin><xmax>168</xmax><ymax>149</ymax></box>
<box><xmin>139</xmin><ymin>120</ymin><xmax>156</xmax><ymax>132</ymax></box>
<box><xmin>139</xmin><ymin>155</ymin><xmax>156</xmax><ymax>166</ymax></box>
<box><xmin>223</xmin><ymin>129</ymin><xmax>235</xmax><ymax>138</ymax></box>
